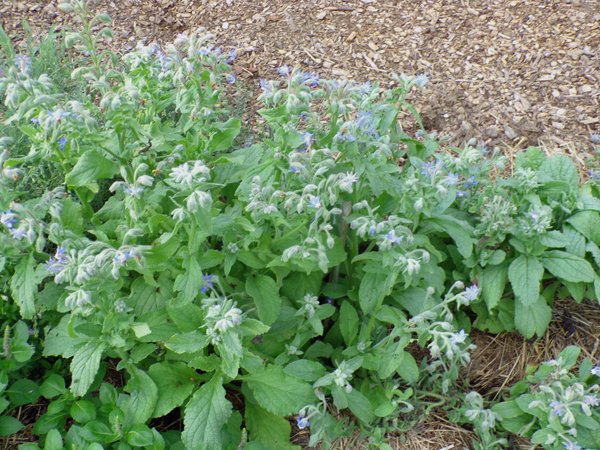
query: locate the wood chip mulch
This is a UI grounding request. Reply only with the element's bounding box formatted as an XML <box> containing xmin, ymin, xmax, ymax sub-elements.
<box><xmin>2</xmin><ymin>0</ymin><xmax>599</xmax><ymax>153</ymax></box>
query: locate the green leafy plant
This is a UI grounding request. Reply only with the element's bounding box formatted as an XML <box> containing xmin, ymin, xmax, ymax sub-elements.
<box><xmin>492</xmin><ymin>346</ymin><xmax>600</xmax><ymax>450</ymax></box>
<box><xmin>1</xmin><ymin>1</ymin><xmax>599</xmax><ymax>448</ymax></box>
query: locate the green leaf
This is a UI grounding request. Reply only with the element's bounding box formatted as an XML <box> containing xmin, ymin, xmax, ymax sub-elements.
<box><xmin>0</xmin><ymin>416</ymin><xmax>24</xmax><ymax>436</ymax></box>
<box><xmin>339</xmin><ymin>301</ymin><xmax>359</xmax><ymax>346</ymax></box>
<box><xmin>10</xmin><ymin>321</ymin><xmax>34</xmax><ymax>362</ymax></box>
<box><xmin>567</xmin><ymin>211</ymin><xmax>600</xmax><ymax>245</ymax></box>
<box><xmin>508</xmin><ymin>255</ymin><xmax>543</xmax><ymax>306</ymax></box>
<box><xmin>70</xmin><ymin>400</ymin><xmax>97</xmax><ymax>423</ymax></box>
<box><xmin>65</xmin><ymin>150</ymin><xmax>118</xmax><ymax>191</ymax></box>
<box><xmin>174</xmin><ymin>256</ymin><xmax>202</xmax><ymax>304</ymax></box>
<box><xmin>10</xmin><ymin>254</ymin><xmax>36</xmax><ymax>319</ymax></box>
<box><xmin>165</xmin><ymin>331</ymin><xmax>209</xmax><ymax>354</ymax></box>
<box><xmin>70</xmin><ymin>342</ymin><xmax>105</xmax><ymax>397</ymax></box>
<box><xmin>541</xmin><ymin>250</ymin><xmax>595</xmax><ymax>283</ymax></box>
<box><xmin>396</xmin><ymin>352</ymin><xmax>419</xmax><ymax>383</ymax></box>
<box><xmin>182</xmin><ymin>375</ymin><xmax>232</xmax><ymax>450</ymax></box>
<box><xmin>426</xmin><ymin>215</ymin><xmax>475</xmax><ymax>258</ymax></box>
<box><xmin>346</xmin><ymin>389</ymin><xmax>375</xmax><ymax>424</ymax></box>
<box><xmin>284</xmin><ymin>360</ymin><xmax>326</xmax><ymax>382</ymax></box>
<box><xmin>126</xmin><ymin>424</ymin><xmax>154</xmax><ymax>447</ymax></box>
<box><xmin>6</xmin><ymin>379</ymin><xmax>39</xmax><ymax>406</ymax></box>
<box><xmin>537</xmin><ymin>154</ymin><xmax>579</xmax><ymax>188</ymax></box>
<box><xmin>480</xmin><ymin>263</ymin><xmax>507</xmax><ymax>310</ymax></box>
<box><xmin>208</xmin><ymin>118</ymin><xmax>241</xmax><ymax>152</ymax></box>
<box><xmin>514</xmin><ymin>296</ymin><xmax>552</xmax><ymax>338</ymax></box>
<box><xmin>245</xmin><ymin>402</ymin><xmax>297</xmax><ymax>450</ymax></box>
<box><xmin>245</xmin><ymin>275</ymin><xmax>282</xmax><ymax>325</ymax></box>
<box><xmin>243</xmin><ymin>366</ymin><xmax>315</xmax><ymax>416</ymax></box>
<box><xmin>44</xmin><ymin>429</ymin><xmax>64</xmax><ymax>450</ymax></box>
<box><xmin>124</xmin><ymin>367</ymin><xmax>159</xmax><ymax>426</ymax></box>
<box><xmin>40</xmin><ymin>374</ymin><xmax>66</xmax><ymax>399</ymax></box>
<box><xmin>557</xmin><ymin>345</ymin><xmax>581</xmax><ymax>370</ymax></box>
<box><xmin>148</xmin><ymin>362</ymin><xmax>197</xmax><ymax>418</ymax></box>
<box><xmin>359</xmin><ymin>271</ymin><xmax>396</xmax><ymax>314</ymax></box>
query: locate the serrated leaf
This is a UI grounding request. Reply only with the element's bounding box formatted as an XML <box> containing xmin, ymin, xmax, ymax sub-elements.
<box><xmin>541</xmin><ymin>250</ymin><xmax>595</xmax><ymax>283</ymax></box>
<box><xmin>508</xmin><ymin>255</ymin><xmax>543</xmax><ymax>306</ymax></box>
<box><xmin>148</xmin><ymin>362</ymin><xmax>197</xmax><ymax>418</ymax></box>
<box><xmin>339</xmin><ymin>301</ymin><xmax>359</xmax><ymax>346</ymax></box>
<box><xmin>480</xmin><ymin>263</ymin><xmax>507</xmax><ymax>310</ymax></box>
<box><xmin>245</xmin><ymin>275</ymin><xmax>282</xmax><ymax>325</ymax></box>
<box><xmin>284</xmin><ymin>360</ymin><xmax>326</xmax><ymax>382</ymax></box>
<box><xmin>567</xmin><ymin>211</ymin><xmax>600</xmax><ymax>245</ymax></box>
<box><xmin>165</xmin><ymin>331</ymin><xmax>209</xmax><ymax>354</ymax></box>
<box><xmin>245</xmin><ymin>402</ymin><xmax>297</xmax><ymax>450</ymax></box>
<box><xmin>10</xmin><ymin>254</ymin><xmax>36</xmax><ymax>319</ymax></box>
<box><xmin>70</xmin><ymin>342</ymin><xmax>105</xmax><ymax>396</ymax></box>
<box><xmin>182</xmin><ymin>375</ymin><xmax>232</xmax><ymax>450</ymax></box>
<box><xmin>514</xmin><ymin>297</ymin><xmax>552</xmax><ymax>338</ymax></box>
<box><xmin>243</xmin><ymin>366</ymin><xmax>315</xmax><ymax>416</ymax></box>
<box><xmin>124</xmin><ymin>367</ymin><xmax>158</xmax><ymax>426</ymax></box>
<box><xmin>538</xmin><ymin>155</ymin><xmax>579</xmax><ymax>188</ymax></box>
<box><xmin>65</xmin><ymin>150</ymin><xmax>118</xmax><ymax>190</ymax></box>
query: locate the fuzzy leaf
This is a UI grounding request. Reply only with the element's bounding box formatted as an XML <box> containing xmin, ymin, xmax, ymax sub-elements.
<box><xmin>514</xmin><ymin>297</ymin><xmax>552</xmax><ymax>338</ymax></box>
<box><xmin>541</xmin><ymin>250</ymin><xmax>595</xmax><ymax>283</ymax></box>
<box><xmin>70</xmin><ymin>342</ymin><xmax>105</xmax><ymax>397</ymax></box>
<box><xmin>124</xmin><ymin>367</ymin><xmax>158</xmax><ymax>426</ymax></box>
<box><xmin>246</xmin><ymin>275</ymin><xmax>281</xmax><ymax>325</ymax></box>
<box><xmin>480</xmin><ymin>263</ymin><xmax>508</xmax><ymax>310</ymax></box>
<box><xmin>508</xmin><ymin>255</ymin><xmax>543</xmax><ymax>306</ymax></box>
<box><xmin>243</xmin><ymin>366</ymin><xmax>315</xmax><ymax>416</ymax></box>
<box><xmin>182</xmin><ymin>375</ymin><xmax>232</xmax><ymax>450</ymax></box>
<box><xmin>10</xmin><ymin>254</ymin><xmax>36</xmax><ymax>319</ymax></box>
<box><xmin>148</xmin><ymin>362</ymin><xmax>196</xmax><ymax>418</ymax></box>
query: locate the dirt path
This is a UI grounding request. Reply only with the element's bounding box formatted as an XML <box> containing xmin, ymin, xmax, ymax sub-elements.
<box><xmin>3</xmin><ymin>0</ymin><xmax>599</xmax><ymax>153</ymax></box>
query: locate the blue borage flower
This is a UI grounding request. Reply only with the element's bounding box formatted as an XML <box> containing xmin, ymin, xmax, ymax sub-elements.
<box><xmin>462</xmin><ymin>285</ymin><xmax>479</xmax><ymax>302</ymax></box>
<box><xmin>450</xmin><ymin>329</ymin><xmax>467</xmax><ymax>345</ymax></box>
<box><xmin>0</xmin><ymin>209</ymin><xmax>17</xmax><ymax>229</ymax></box>
<box><xmin>200</xmin><ymin>274</ymin><xmax>215</xmax><ymax>294</ymax></box>
<box><xmin>289</xmin><ymin>166</ymin><xmax>302</xmax><ymax>174</ymax></box>
<box><xmin>15</xmin><ymin>54</ymin><xmax>32</xmax><ymax>74</ymax></box>
<box><xmin>46</xmin><ymin>247</ymin><xmax>68</xmax><ymax>275</ymax></box>
<box><xmin>58</xmin><ymin>137</ymin><xmax>67</xmax><ymax>151</ymax></box>
<box><xmin>549</xmin><ymin>400</ymin><xmax>565</xmax><ymax>417</ymax></box>
<box><xmin>277</xmin><ymin>65</ymin><xmax>290</xmax><ymax>76</ymax></box>
<box><xmin>296</xmin><ymin>416</ymin><xmax>310</xmax><ymax>429</ymax></box>
<box><xmin>589</xmin><ymin>169</ymin><xmax>600</xmax><ymax>180</ymax></box>
<box><xmin>113</xmin><ymin>250</ymin><xmax>133</xmax><ymax>265</ymax></box>
<box><xmin>591</xmin><ymin>365</ymin><xmax>600</xmax><ymax>377</ymax></box>
<box><xmin>123</xmin><ymin>186</ymin><xmax>144</xmax><ymax>197</ymax></box>
<box><xmin>225</xmin><ymin>74</ymin><xmax>236</xmax><ymax>84</ymax></box>
<box><xmin>226</xmin><ymin>49</ymin><xmax>237</xmax><ymax>64</ymax></box>
<box><xmin>464</xmin><ymin>176</ymin><xmax>478</xmax><ymax>188</ymax></box>
<box><xmin>563</xmin><ymin>441</ymin><xmax>581</xmax><ymax>450</ymax></box>
<box><xmin>356</xmin><ymin>111</ymin><xmax>379</xmax><ymax>138</ymax></box>
<box><xmin>308</xmin><ymin>196</ymin><xmax>321</xmax><ymax>209</ymax></box>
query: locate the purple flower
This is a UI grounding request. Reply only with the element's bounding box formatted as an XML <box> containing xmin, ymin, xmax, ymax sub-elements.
<box><xmin>481</xmin><ymin>145</ymin><xmax>489</xmax><ymax>156</ymax></box>
<box><xmin>31</xmin><ymin>118</ymin><xmax>39</xmax><ymax>125</ymax></box>
<box><xmin>591</xmin><ymin>365</ymin><xmax>600</xmax><ymax>377</ymax></box>
<box><xmin>277</xmin><ymin>65</ymin><xmax>290</xmax><ymax>76</ymax></box>
<box><xmin>583</xmin><ymin>395</ymin><xmax>598</xmax><ymax>406</ymax></box>
<box><xmin>549</xmin><ymin>400</ymin><xmax>565</xmax><ymax>417</ymax></box>
<box><xmin>296</xmin><ymin>416</ymin><xmax>310</xmax><ymax>429</ymax></box>
<box><xmin>289</xmin><ymin>166</ymin><xmax>302</xmax><ymax>174</ymax></box>
<box><xmin>201</xmin><ymin>274</ymin><xmax>214</xmax><ymax>294</ymax></box>
<box><xmin>15</xmin><ymin>54</ymin><xmax>32</xmax><ymax>73</ymax></box>
<box><xmin>563</xmin><ymin>442</ymin><xmax>581</xmax><ymax>450</ymax></box>
<box><xmin>46</xmin><ymin>247</ymin><xmax>68</xmax><ymax>274</ymax></box>
<box><xmin>456</xmin><ymin>190</ymin><xmax>468</xmax><ymax>198</ymax></box>
<box><xmin>308</xmin><ymin>196</ymin><xmax>321</xmax><ymax>209</ymax></box>
<box><xmin>298</xmin><ymin>71</ymin><xmax>319</xmax><ymax>87</ymax></box>
<box><xmin>463</xmin><ymin>285</ymin><xmax>479</xmax><ymax>302</ymax></box>
<box><xmin>464</xmin><ymin>176</ymin><xmax>478</xmax><ymax>188</ymax></box>
<box><xmin>113</xmin><ymin>250</ymin><xmax>132</xmax><ymax>265</ymax></box>
<box><xmin>123</xmin><ymin>186</ymin><xmax>144</xmax><ymax>197</ymax></box>
<box><xmin>9</xmin><ymin>228</ymin><xmax>27</xmax><ymax>240</ymax></box>
<box><xmin>450</xmin><ymin>329</ymin><xmax>467</xmax><ymax>345</ymax></box>
<box><xmin>226</xmin><ymin>49</ymin><xmax>237</xmax><ymax>64</ymax></box>
<box><xmin>589</xmin><ymin>170</ymin><xmax>600</xmax><ymax>180</ymax></box>
<box><xmin>445</xmin><ymin>173</ymin><xmax>459</xmax><ymax>186</ymax></box>
<box><xmin>368</xmin><ymin>225</ymin><xmax>377</xmax><ymax>236</ymax></box>
<box><xmin>0</xmin><ymin>210</ymin><xmax>17</xmax><ymax>229</ymax></box>
<box><xmin>58</xmin><ymin>137</ymin><xmax>67</xmax><ymax>151</ymax></box>
<box><xmin>356</xmin><ymin>111</ymin><xmax>379</xmax><ymax>138</ymax></box>
<box><xmin>527</xmin><ymin>212</ymin><xmax>540</xmax><ymax>223</ymax></box>
<box><xmin>225</xmin><ymin>74</ymin><xmax>236</xmax><ymax>84</ymax></box>
<box><xmin>421</xmin><ymin>161</ymin><xmax>437</xmax><ymax>178</ymax></box>
<box><xmin>259</xmin><ymin>79</ymin><xmax>272</xmax><ymax>94</ymax></box>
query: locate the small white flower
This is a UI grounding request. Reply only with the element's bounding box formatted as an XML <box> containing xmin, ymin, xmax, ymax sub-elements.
<box><xmin>338</xmin><ymin>172</ymin><xmax>358</xmax><ymax>193</ymax></box>
<box><xmin>171</xmin><ymin>207</ymin><xmax>186</xmax><ymax>221</ymax></box>
<box><xmin>186</xmin><ymin>190</ymin><xmax>212</xmax><ymax>211</ymax></box>
<box><xmin>170</xmin><ymin>163</ymin><xmax>194</xmax><ymax>186</ymax></box>
<box><xmin>405</xmin><ymin>258</ymin><xmax>420</xmax><ymax>276</ymax></box>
